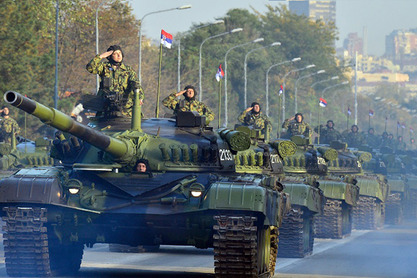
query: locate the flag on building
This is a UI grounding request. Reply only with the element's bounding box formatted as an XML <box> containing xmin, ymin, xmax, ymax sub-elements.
<box><xmin>319</xmin><ymin>98</ymin><xmax>327</xmax><ymax>107</ymax></box>
<box><xmin>215</xmin><ymin>64</ymin><xmax>224</xmax><ymax>82</ymax></box>
<box><xmin>369</xmin><ymin>109</ymin><xmax>374</xmax><ymax>116</ymax></box>
<box><xmin>161</xmin><ymin>30</ymin><xmax>173</xmax><ymax>49</ymax></box>
<box><xmin>347</xmin><ymin>106</ymin><xmax>351</xmax><ymax>115</ymax></box>
<box><xmin>278</xmin><ymin>85</ymin><xmax>283</xmax><ymax>95</ymax></box>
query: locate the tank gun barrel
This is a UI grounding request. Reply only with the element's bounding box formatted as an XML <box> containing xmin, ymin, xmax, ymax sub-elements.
<box><xmin>4</xmin><ymin>91</ymin><xmax>128</xmax><ymax>159</ymax></box>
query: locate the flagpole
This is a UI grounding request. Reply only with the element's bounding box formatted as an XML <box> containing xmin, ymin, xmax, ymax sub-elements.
<box><xmin>368</xmin><ymin>113</ymin><xmax>371</xmax><ymax>130</ymax></box>
<box><xmin>347</xmin><ymin>108</ymin><xmax>349</xmax><ymax>132</ymax></box>
<box><xmin>278</xmin><ymin>94</ymin><xmax>281</xmax><ymax>138</ymax></box>
<box><xmin>396</xmin><ymin>122</ymin><xmax>399</xmax><ymax>139</ymax></box>
<box><xmin>218</xmin><ymin>79</ymin><xmax>222</xmax><ymax>129</ymax></box>
<box><xmin>156</xmin><ymin>42</ymin><xmax>163</xmax><ymax>118</ymax></box>
<box><xmin>384</xmin><ymin>116</ymin><xmax>387</xmax><ymax>132</ymax></box>
<box><xmin>317</xmin><ymin>104</ymin><xmax>321</xmax><ymax>144</ymax></box>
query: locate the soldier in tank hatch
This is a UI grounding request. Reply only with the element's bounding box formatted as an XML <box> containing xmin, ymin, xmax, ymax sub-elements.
<box><xmin>282</xmin><ymin>112</ymin><xmax>311</xmax><ymax>138</ymax></box>
<box><xmin>86</xmin><ymin>45</ymin><xmax>144</xmax><ymax>116</ymax></box>
<box><xmin>162</xmin><ymin>85</ymin><xmax>214</xmax><ymax>125</ymax></box>
<box><xmin>318</xmin><ymin>120</ymin><xmax>342</xmax><ymax>144</ymax></box>
<box><xmin>238</xmin><ymin>102</ymin><xmax>271</xmax><ymax>134</ymax></box>
<box><xmin>0</xmin><ymin>106</ymin><xmax>20</xmax><ymax>143</ymax></box>
<box><xmin>344</xmin><ymin>124</ymin><xmax>364</xmax><ymax>148</ymax></box>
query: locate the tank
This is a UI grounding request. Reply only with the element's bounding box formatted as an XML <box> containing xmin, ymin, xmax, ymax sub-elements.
<box><xmin>235</xmin><ymin>127</ymin><xmax>325</xmax><ymax>258</ymax></box>
<box><xmin>0</xmin><ymin>91</ymin><xmax>288</xmax><ymax>278</ymax></box>
<box><xmin>352</xmin><ymin>150</ymin><xmax>388</xmax><ymax>230</ymax></box>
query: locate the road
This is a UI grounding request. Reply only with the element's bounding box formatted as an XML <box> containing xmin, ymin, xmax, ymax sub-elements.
<box><xmin>0</xmin><ymin>220</ymin><xmax>416</xmax><ymax>278</ymax></box>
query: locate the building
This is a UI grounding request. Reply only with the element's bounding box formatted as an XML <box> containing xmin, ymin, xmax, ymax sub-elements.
<box><xmin>289</xmin><ymin>0</ymin><xmax>336</xmax><ymax>24</ymax></box>
<box><xmin>385</xmin><ymin>29</ymin><xmax>417</xmax><ymax>64</ymax></box>
<box><xmin>343</xmin><ymin>33</ymin><xmax>363</xmax><ymax>57</ymax></box>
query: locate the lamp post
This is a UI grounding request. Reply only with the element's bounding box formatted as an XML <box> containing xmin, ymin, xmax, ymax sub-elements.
<box><xmin>321</xmin><ymin>81</ymin><xmax>349</xmax><ymax>97</ymax></box>
<box><xmin>95</xmin><ymin>1</ymin><xmax>106</xmax><ymax>93</ymax></box>
<box><xmin>310</xmin><ymin>75</ymin><xmax>339</xmax><ymax>89</ymax></box>
<box><xmin>281</xmin><ymin>64</ymin><xmax>315</xmax><ymax>123</ymax></box>
<box><xmin>294</xmin><ymin>69</ymin><xmax>325</xmax><ymax>114</ymax></box>
<box><xmin>223</xmin><ymin>38</ymin><xmax>264</xmax><ymax>126</ymax></box>
<box><xmin>177</xmin><ymin>20</ymin><xmax>224</xmax><ymax>92</ymax></box>
<box><xmin>244</xmin><ymin>42</ymin><xmax>281</xmax><ymax>108</ymax></box>
<box><xmin>199</xmin><ymin>27</ymin><xmax>243</xmax><ymax>101</ymax></box>
<box><xmin>265</xmin><ymin>57</ymin><xmax>301</xmax><ymax>117</ymax></box>
<box><xmin>138</xmin><ymin>5</ymin><xmax>191</xmax><ymax>83</ymax></box>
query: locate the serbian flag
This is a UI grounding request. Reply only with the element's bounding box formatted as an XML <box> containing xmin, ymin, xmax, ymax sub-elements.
<box><xmin>397</xmin><ymin>121</ymin><xmax>401</xmax><ymax>128</ymax></box>
<box><xmin>319</xmin><ymin>97</ymin><xmax>327</xmax><ymax>107</ymax></box>
<box><xmin>347</xmin><ymin>106</ymin><xmax>351</xmax><ymax>115</ymax></box>
<box><xmin>410</xmin><ymin>127</ymin><xmax>414</xmax><ymax>133</ymax></box>
<box><xmin>278</xmin><ymin>85</ymin><xmax>283</xmax><ymax>95</ymax></box>
<box><xmin>215</xmin><ymin>64</ymin><xmax>224</xmax><ymax>82</ymax></box>
<box><xmin>369</xmin><ymin>109</ymin><xmax>374</xmax><ymax>116</ymax></box>
<box><xmin>401</xmin><ymin>122</ymin><xmax>406</xmax><ymax>129</ymax></box>
<box><xmin>161</xmin><ymin>29</ymin><xmax>173</xmax><ymax>49</ymax></box>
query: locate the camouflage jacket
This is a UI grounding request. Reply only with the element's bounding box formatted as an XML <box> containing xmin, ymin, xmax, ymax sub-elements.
<box><xmin>321</xmin><ymin>128</ymin><xmax>342</xmax><ymax>144</ymax></box>
<box><xmin>162</xmin><ymin>93</ymin><xmax>215</xmax><ymax>125</ymax></box>
<box><xmin>345</xmin><ymin>132</ymin><xmax>364</xmax><ymax>148</ymax></box>
<box><xmin>282</xmin><ymin>119</ymin><xmax>311</xmax><ymax>137</ymax></box>
<box><xmin>365</xmin><ymin>134</ymin><xmax>381</xmax><ymax>148</ymax></box>
<box><xmin>86</xmin><ymin>55</ymin><xmax>144</xmax><ymax>116</ymax></box>
<box><xmin>238</xmin><ymin>111</ymin><xmax>272</xmax><ymax>133</ymax></box>
<box><xmin>0</xmin><ymin>117</ymin><xmax>20</xmax><ymax>143</ymax></box>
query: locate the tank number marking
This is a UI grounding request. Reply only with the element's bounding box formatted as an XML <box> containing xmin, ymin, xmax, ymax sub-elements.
<box><xmin>357</xmin><ymin>161</ymin><xmax>362</xmax><ymax>168</ymax></box>
<box><xmin>219</xmin><ymin>149</ymin><xmax>233</xmax><ymax>161</ymax></box>
<box><xmin>270</xmin><ymin>154</ymin><xmax>280</xmax><ymax>164</ymax></box>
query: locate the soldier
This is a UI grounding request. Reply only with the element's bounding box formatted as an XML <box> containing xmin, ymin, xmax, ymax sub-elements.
<box><xmin>282</xmin><ymin>113</ymin><xmax>311</xmax><ymax>138</ymax></box>
<box><xmin>238</xmin><ymin>102</ymin><xmax>271</xmax><ymax>134</ymax></box>
<box><xmin>0</xmin><ymin>106</ymin><xmax>20</xmax><ymax>143</ymax></box>
<box><xmin>320</xmin><ymin>120</ymin><xmax>342</xmax><ymax>144</ymax></box>
<box><xmin>396</xmin><ymin>136</ymin><xmax>407</xmax><ymax>151</ymax></box>
<box><xmin>162</xmin><ymin>85</ymin><xmax>214</xmax><ymax>125</ymax></box>
<box><xmin>365</xmin><ymin>128</ymin><xmax>380</xmax><ymax>148</ymax></box>
<box><xmin>344</xmin><ymin>124</ymin><xmax>364</xmax><ymax>148</ymax></box>
<box><xmin>86</xmin><ymin>45</ymin><xmax>143</xmax><ymax>116</ymax></box>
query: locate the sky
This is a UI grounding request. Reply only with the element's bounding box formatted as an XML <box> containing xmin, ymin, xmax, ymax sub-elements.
<box><xmin>129</xmin><ymin>0</ymin><xmax>417</xmax><ymax>57</ymax></box>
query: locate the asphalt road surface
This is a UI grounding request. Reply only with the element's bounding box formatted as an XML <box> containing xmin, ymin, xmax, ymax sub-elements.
<box><xmin>0</xmin><ymin>220</ymin><xmax>416</xmax><ymax>278</ymax></box>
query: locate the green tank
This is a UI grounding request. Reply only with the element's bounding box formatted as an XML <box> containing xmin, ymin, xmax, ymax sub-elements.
<box><xmin>235</xmin><ymin>127</ymin><xmax>324</xmax><ymax>258</ymax></box>
<box><xmin>352</xmin><ymin>150</ymin><xmax>388</xmax><ymax>230</ymax></box>
<box><xmin>0</xmin><ymin>91</ymin><xmax>288</xmax><ymax>278</ymax></box>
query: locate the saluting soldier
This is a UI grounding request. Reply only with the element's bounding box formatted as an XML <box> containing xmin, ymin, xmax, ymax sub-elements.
<box><xmin>86</xmin><ymin>45</ymin><xmax>143</xmax><ymax>116</ymax></box>
<box><xmin>238</xmin><ymin>102</ymin><xmax>271</xmax><ymax>134</ymax></box>
<box><xmin>0</xmin><ymin>106</ymin><xmax>20</xmax><ymax>143</ymax></box>
<box><xmin>162</xmin><ymin>85</ymin><xmax>214</xmax><ymax>125</ymax></box>
<box><xmin>282</xmin><ymin>113</ymin><xmax>311</xmax><ymax>138</ymax></box>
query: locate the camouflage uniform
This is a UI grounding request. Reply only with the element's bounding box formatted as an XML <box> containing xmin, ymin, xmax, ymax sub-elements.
<box><xmin>321</xmin><ymin>127</ymin><xmax>342</xmax><ymax>144</ymax></box>
<box><xmin>282</xmin><ymin>119</ymin><xmax>311</xmax><ymax>138</ymax></box>
<box><xmin>366</xmin><ymin>133</ymin><xmax>381</xmax><ymax>148</ymax></box>
<box><xmin>162</xmin><ymin>92</ymin><xmax>215</xmax><ymax>125</ymax></box>
<box><xmin>0</xmin><ymin>117</ymin><xmax>20</xmax><ymax>143</ymax></box>
<box><xmin>86</xmin><ymin>55</ymin><xmax>143</xmax><ymax>116</ymax></box>
<box><xmin>238</xmin><ymin>110</ymin><xmax>272</xmax><ymax>134</ymax></box>
<box><xmin>345</xmin><ymin>132</ymin><xmax>364</xmax><ymax>148</ymax></box>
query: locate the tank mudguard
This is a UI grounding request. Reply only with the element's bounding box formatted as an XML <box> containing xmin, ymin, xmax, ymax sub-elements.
<box><xmin>387</xmin><ymin>176</ymin><xmax>406</xmax><ymax>193</ymax></box>
<box><xmin>318</xmin><ymin>179</ymin><xmax>359</xmax><ymax>206</ymax></box>
<box><xmin>0</xmin><ymin>167</ymin><xmax>64</xmax><ymax>205</ymax></box>
<box><xmin>282</xmin><ymin>183</ymin><xmax>323</xmax><ymax>214</ymax></box>
<box><xmin>204</xmin><ymin>182</ymin><xmax>286</xmax><ymax>226</ymax></box>
<box><xmin>356</xmin><ymin>175</ymin><xmax>388</xmax><ymax>202</ymax></box>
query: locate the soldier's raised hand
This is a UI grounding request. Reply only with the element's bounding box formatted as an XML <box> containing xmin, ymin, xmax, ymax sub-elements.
<box><xmin>175</xmin><ymin>90</ymin><xmax>187</xmax><ymax>97</ymax></box>
<box><xmin>99</xmin><ymin>50</ymin><xmax>114</xmax><ymax>59</ymax></box>
<box><xmin>245</xmin><ymin>107</ymin><xmax>253</xmax><ymax>112</ymax></box>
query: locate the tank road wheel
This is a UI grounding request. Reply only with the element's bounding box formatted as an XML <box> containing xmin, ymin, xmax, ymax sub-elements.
<box><xmin>385</xmin><ymin>193</ymin><xmax>403</xmax><ymax>225</ymax></box>
<box><xmin>353</xmin><ymin>196</ymin><xmax>384</xmax><ymax>230</ymax></box>
<box><xmin>2</xmin><ymin>207</ymin><xmax>83</xmax><ymax>277</ymax></box>
<box><xmin>213</xmin><ymin>215</ymin><xmax>276</xmax><ymax>278</ymax></box>
<box><xmin>314</xmin><ymin>199</ymin><xmax>352</xmax><ymax>239</ymax></box>
<box><xmin>278</xmin><ymin>208</ymin><xmax>314</xmax><ymax>258</ymax></box>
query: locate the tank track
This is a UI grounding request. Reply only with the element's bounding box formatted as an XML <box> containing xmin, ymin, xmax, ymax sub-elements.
<box><xmin>213</xmin><ymin>215</ymin><xmax>276</xmax><ymax>278</ymax></box>
<box><xmin>278</xmin><ymin>208</ymin><xmax>313</xmax><ymax>258</ymax></box>
<box><xmin>314</xmin><ymin>199</ymin><xmax>351</xmax><ymax>239</ymax></box>
<box><xmin>385</xmin><ymin>193</ymin><xmax>403</xmax><ymax>224</ymax></box>
<box><xmin>352</xmin><ymin>196</ymin><xmax>384</xmax><ymax>230</ymax></box>
<box><xmin>404</xmin><ymin>190</ymin><xmax>417</xmax><ymax>219</ymax></box>
<box><xmin>2</xmin><ymin>206</ymin><xmax>83</xmax><ymax>277</ymax></box>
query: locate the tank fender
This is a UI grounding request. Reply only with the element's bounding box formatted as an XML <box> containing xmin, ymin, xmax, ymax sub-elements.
<box><xmin>318</xmin><ymin>179</ymin><xmax>359</xmax><ymax>206</ymax></box>
<box><xmin>282</xmin><ymin>183</ymin><xmax>323</xmax><ymax>214</ymax></box>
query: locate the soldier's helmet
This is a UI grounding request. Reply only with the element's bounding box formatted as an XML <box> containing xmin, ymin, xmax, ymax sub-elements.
<box><xmin>295</xmin><ymin>113</ymin><xmax>303</xmax><ymax>123</ymax></box>
<box><xmin>107</xmin><ymin>45</ymin><xmax>124</xmax><ymax>63</ymax></box>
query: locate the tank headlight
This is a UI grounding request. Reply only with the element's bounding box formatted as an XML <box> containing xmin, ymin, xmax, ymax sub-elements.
<box><xmin>189</xmin><ymin>183</ymin><xmax>205</xmax><ymax>198</ymax></box>
<box><xmin>68</xmin><ymin>188</ymin><xmax>80</xmax><ymax>195</ymax></box>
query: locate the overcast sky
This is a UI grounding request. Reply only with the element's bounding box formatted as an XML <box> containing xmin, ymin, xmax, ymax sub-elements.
<box><xmin>129</xmin><ymin>0</ymin><xmax>417</xmax><ymax>56</ymax></box>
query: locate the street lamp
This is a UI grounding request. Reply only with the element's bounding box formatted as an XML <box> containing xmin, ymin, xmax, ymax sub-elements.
<box><xmin>95</xmin><ymin>1</ymin><xmax>106</xmax><ymax>93</ymax></box>
<box><xmin>177</xmin><ymin>20</ymin><xmax>224</xmax><ymax>91</ymax></box>
<box><xmin>223</xmin><ymin>37</ymin><xmax>264</xmax><ymax>126</ymax></box>
<box><xmin>310</xmin><ymin>75</ymin><xmax>339</xmax><ymax>89</ymax></box>
<box><xmin>138</xmin><ymin>5</ymin><xmax>191</xmax><ymax>83</ymax></box>
<box><xmin>265</xmin><ymin>57</ymin><xmax>301</xmax><ymax>117</ymax></box>
<box><xmin>294</xmin><ymin>69</ymin><xmax>325</xmax><ymax>114</ymax></box>
<box><xmin>244</xmin><ymin>42</ymin><xmax>281</xmax><ymax>108</ymax></box>
<box><xmin>321</xmin><ymin>81</ymin><xmax>349</xmax><ymax>97</ymax></box>
<box><xmin>199</xmin><ymin>27</ymin><xmax>243</xmax><ymax>101</ymax></box>
<box><xmin>281</xmin><ymin>64</ymin><xmax>315</xmax><ymax>122</ymax></box>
